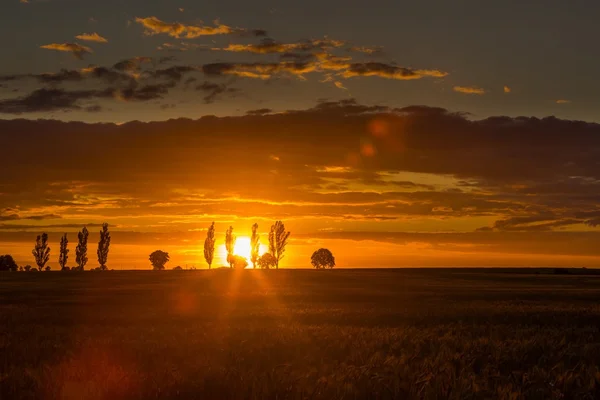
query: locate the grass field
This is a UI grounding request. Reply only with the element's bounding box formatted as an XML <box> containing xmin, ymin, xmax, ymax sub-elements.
<box><xmin>2</xmin><ymin>269</ymin><xmax>600</xmax><ymax>399</ymax></box>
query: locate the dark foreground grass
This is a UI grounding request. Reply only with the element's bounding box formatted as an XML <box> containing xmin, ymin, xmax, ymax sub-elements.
<box><xmin>2</xmin><ymin>269</ymin><xmax>600</xmax><ymax>399</ymax></box>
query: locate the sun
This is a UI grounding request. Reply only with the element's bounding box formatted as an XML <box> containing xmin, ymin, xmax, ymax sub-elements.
<box><xmin>234</xmin><ymin>236</ymin><xmax>252</xmax><ymax>261</ymax></box>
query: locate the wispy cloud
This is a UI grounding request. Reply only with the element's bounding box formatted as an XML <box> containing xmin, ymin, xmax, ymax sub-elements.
<box><xmin>135</xmin><ymin>16</ymin><xmax>264</xmax><ymax>39</ymax></box>
<box><xmin>503</xmin><ymin>85</ymin><xmax>511</xmax><ymax>93</ymax></box>
<box><xmin>453</xmin><ymin>86</ymin><xmax>485</xmax><ymax>95</ymax></box>
<box><xmin>556</xmin><ymin>99</ymin><xmax>571</xmax><ymax>104</ymax></box>
<box><xmin>40</xmin><ymin>43</ymin><xmax>92</xmax><ymax>59</ymax></box>
<box><xmin>75</xmin><ymin>32</ymin><xmax>108</xmax><ymax>43</ymax></box>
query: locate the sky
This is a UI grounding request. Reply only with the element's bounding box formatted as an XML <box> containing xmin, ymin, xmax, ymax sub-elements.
<box><xmin>1</xmin><ymin>0</ymin><xmax>600</xmax><ymax>269</ymax></box>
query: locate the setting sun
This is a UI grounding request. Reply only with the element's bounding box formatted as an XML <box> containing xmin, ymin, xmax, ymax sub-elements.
<box><xmin>234</xmin><ymin>236</ymin><xmax>252</xmax><ymax>261</ymax></box>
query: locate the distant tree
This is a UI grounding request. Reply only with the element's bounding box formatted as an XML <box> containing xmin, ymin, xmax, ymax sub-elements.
<box><xmin>76</xmin><ymin>226</ymin><xmax>89</xmax><ymax>271</ymax></box>
<box><xmin>0</xmin><ymin>255</ymin><xmax>18</xmax><ymax>272</ymax></box>
<box><xmin>231</xmin><ymin>255</ymin><xmax>248</xmax><ymax>269</ymax></box>
<box><xmin>18</xmin><ymin>266</ymin><xmax>23</xmax><ymax>272</ymax></box>
<box><xmin>250</xmin><ymin>223</ymin><xmax>260</xmax><ymax>268</ymax></box>
<box><xmin>225</xmin><ymin>226</ymin><xmax>236</xmax><ymax>268</ymax></box>
<box><xmin>268</xmin><ymin>221</ymin><xmax>291</xmax><ymax>269</ymax></box>
<box><xmin>62</xmin><ymin>266</ymin><xmax>70</xmax><ymax>272</ymax></box>
<box><xmin>311</xmin><ymin>248</ymin><xmax>336</xmax><ymax>269</ymax></box>
<box><xmin>204</xmin><ymin>222</ymin><xmax>216</xmax><ymax>269</ymax></box>
<box><xmin>257</xmin><ymin>253</ymin><xmax>277</xmax><ymax>269</ymax></box>
<box><xmin>24</xmin><ymin>265</ymin><xmax>32</xmax><ymax>272</ymax></box>
<box><xmin>97</xmin><ymin>223</ymin><xmax>111</xmax><ymax>271</ymax></box>
<box><xmin>149</xmin><ymin>250</ymin><xmax>169</xmax><ymax>270</ymax></box>
<box><xmin>173</xmin><ymin>265</ymin><xmax>183</xmax><ymax>271</ymax></box>
<box><xmin>45</xmin><ymin>266</ymin><xmax>51</xmax><ymax>272</ymax></box>
<box><xmin>59</xmin><ymin>233</ymin><xmax>69</xmax><ymax>271</ymax></box>
<box><xmin>32</xmin><ymin>233</ymin><xmax>51</xmax><ymax>271</ymax></box>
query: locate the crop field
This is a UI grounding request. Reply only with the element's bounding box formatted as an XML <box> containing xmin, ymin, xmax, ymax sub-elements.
<box><xmin>1</xmin><ymin>269</ymin><xmax>600</xmax><ymax>399</ymax></box>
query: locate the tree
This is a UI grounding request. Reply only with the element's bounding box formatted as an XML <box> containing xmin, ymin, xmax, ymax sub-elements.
<box><xmin>257</xmin><ymin>253</ymin><xmax>277</xmax><ymax>269</ymax></box>
<box><xmin>97</xmin><ymin>223</ymin><xmax>111</xmax><ymax>270</ymax></box>
<box><xmin>32</xmin><ymin>233</ymin><xmax>51</xmax><ymax>271</ymax></box>
<box><xmin>0</xmin><ymin>255</ymin><xmax>18</xmax><ymax>272</ymax></box>
<box><xmin>24</xmin><ymin>265</ymin><xmax>32</xmax><ymax>272</ymax></box>
<box><xmin>149</xmin><ymin>250</ymin><xmax>169</xmax><ymax>270</ymax></box>
<box><xmin>225</xmin><ymin>226</ymin><xmax>236</xmax><ymax>268</ymax></box>
<box><xmin>268</xmin><ymin>221</ymin><xmax>291</xmax><ymax>269</ymax></box>
<box><xmin>45</xmin><ymin>266</ymin><xmax>51</xmax><ymax>272</ymax></box>
<box><xmin>231</xmin><ymin>255</ymin><xmax>248</xmax><ymax>269</ymax></box>
<box><xmin>204</xmin><ymin>222</ymin><xmax>215</xmax><ymax>269</ymax></box>
<box><xmin>76</xmin><ymin>226</ymin><xmax>89</xmax><ymax>271</ymax></box>
<box><xmin>311</xmin><ymin>248</ymin><xmax>336</xmax><ymax>269</ymax></box>
<box><xmin>59</xmin><ymin>233</ymin><xmax>69</xmax><ymax>271</ymax></box>
<box><xmin>250</xmin><ymin>223</ymin><xmax>260</xmax><ymax>268</ymax></box>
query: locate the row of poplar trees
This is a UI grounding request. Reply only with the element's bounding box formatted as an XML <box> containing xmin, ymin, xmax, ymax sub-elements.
<box><xmin>31</xmin><ymin>223</ymin><xmax>111</xmax><ymax>271</ymax></box>
<box><xmin>202</xmin><ymin>220</ymin><xmax>291</xmax><ymax>269</ymax></box>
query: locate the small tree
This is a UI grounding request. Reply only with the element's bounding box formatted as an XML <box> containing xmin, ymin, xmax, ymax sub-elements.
<box><xmin>231</xmin><ymin>255</ymin><xmax>248</xmax><ymax>269</ymax></box>
<box><xmin>257</xmin><ymin>253</ymin><xmax>277</xmax><ymax>269</ymax></box>
<box><xmin>149</xmin><ymin>250</ymin><xmax>169</xmax><ymax>270</ymax></box>
<box><xmin>97</xmin><ymin>223</ymin><xmax>111</xmax><ymax>270</ymax></box>
<box><xmin>204</xmin><ymin>222</ymin><xmax>215</xmax><ymax>269</ymax></box>
<box><xmin>0</xmin><ymin>255</ymin><xmax>18</xmax><ymax>272</ymax></box>
<box><xmin>32</xmin><ymin>233</ymin><xmax>51</xmax><ymax>271</ymax></box>
<box><xmin>76</xmin><ymin>226</ymin><xmax>89</xmax><ymax>271</ymax></box>
<box><xmin>24</xmin><ymin>265</ymin><xmax>32</xmax><ymax>272</ymax></box>
<box><xmin>311</xmin><ymin>248</ymin><xmax>335</xmax><ymax>269</ymax></box>
<box><xmin>59</xmin><ymin>233</ymin><xmax>69</xmax><ymax>271</ymax></box>
<box><xmin>250</xmin><ymin>223</ymin><xmax>260</xmax><ymax>268</ymax></box>
<box><xmin>45</xmin><ymin>265</ymin><xmax>51</xmax><ymax>272</ymax></box>
<box><xmin>268</xmin><ymin>221</ymin><xmax>291</xmax><ymax>269</ymax></box>
<box><xmin>225</xmin><ymin>226</ymin><xmax>236</xmax><ymax>268</ymax></box>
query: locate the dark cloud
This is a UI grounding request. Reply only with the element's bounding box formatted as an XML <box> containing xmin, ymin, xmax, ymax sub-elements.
<box><xmin>246</xmin><ymin>108</ymin><xmax>272</xmax><ymax>116</ymax></box>
<box><xmin>0</xmin><ymin>88</ymin><xmax>111</xmax><ymax>114</ymax></box>
<box><xmin>196</xmin><ymin>81</ymin><xmax>239</xmax><ymax>103</ymax></box>
<box><xmin>40</xmin><ymin>43</ymin><xmax>92</xmax><ymax>59</ymax></box>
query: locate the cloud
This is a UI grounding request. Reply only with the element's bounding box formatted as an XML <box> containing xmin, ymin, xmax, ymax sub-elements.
<box><xmin>196</xmin><ymin>81</ymin><xmax>239</xmax><ymax>103</ymax></box>
<box><xmin>341</xmin><ymin>62</ymin><xmax>448</xmax><ymax>80</ymax></box>
<box><xmin>0</xmin><ymin>88</ymin><xmax>111</xmax><ymax>114</ymax></box>
<box><xmin>134</xmin><ymin>16</ymin><xmax>262</xmax><ymax>39</ymax></box>
<box><xmin>347</xmin><ymin>46</ymin><xmax>384</xmax><ymax>55</ymax></box>
<box><xmin>40</xmin><ymin>43</ymin><xmax>93</xmax><ymax>59</ymax></box>
<box><xmin>75</xmin><ymin>32</ymin><xmax>108</xmax><ymax>43</ymax></box>
<box><xmin>504</xmin><ymin>85</ymin><xmax>511</xmax><ymax>93</ymax></box>
<box><xmin>556</xmin><ymin>99</ymin><xmax>571</xmax><ymax>104</ymax></box>
<box><xmin>218</xmin><ymin>38</ymin><xmax>345</xmax><ymax>54</ymax></box>
<box><xmin>453</xmin><ymin>86</ymin><xmax>485</xmax><ymax>95</ymax></box>
<box><xmin>246</xmin><ymin>108</ymin><xmax>272</xmax><ymax>116</ymax></box>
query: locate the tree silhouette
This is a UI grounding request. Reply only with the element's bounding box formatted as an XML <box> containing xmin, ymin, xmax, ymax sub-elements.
<box><xmin>250</xmin><ymin>223</ymin><xmax>260</xmax><ymax>268</ymax></box>
<box><xmin>59</xmin><ymin>233</ymin><xmax>69</xmax><ymax>271</ymax></box>
<box><xmin>0</xmin><ymin>255</ymin><xmax>18</xmax><ymax>272</ymax></box>
<box><xmin>24</xmin><ymin>265</ymin><xmax>32</xmax><ymax>272</ymax></box>
<box><xmin>311</xmin><ymin>248</ymin><xmax>336</xmax><ymax>269</ymax></box>
<box><xmin>268</xmin><ymin>221</ymin><xmax>291</xmax><ymax>269</ymax></box>
<box><xmin>97</xmin><ymin>223</ymin><xmax>111</xmax><ymax>270</ymax></box>
<box><xmin>32</xmin><ymin>233</ymin><xmax>51</xmax><ymax>271</ymax></box>
<box><xmin>149</xmin><ymin>250</ymin><xmax>169</xmax><ymax>270</ymax></box>
<box><xmin>231</xmin><ymin>255</ymin><xmax>248</xmax><ymax>269</ymax></box>
<box><xmin>204</xmin><ymin>222</ymin><xmax>215</xmax><ymax>269</ymax></box>
<box><xmin>257</xmin><ymin>253</ymin><xmax>277</xmax><ymax>269</ymax></box>
<box><xmin>225</xmin><ymin>226</ymin><xmax>236</xmax><ymax>268</ymax></box>
<box><xmin>76</xmin><ymin>226</ymin><xmax>89</xmax><ymax>271</ymax></box>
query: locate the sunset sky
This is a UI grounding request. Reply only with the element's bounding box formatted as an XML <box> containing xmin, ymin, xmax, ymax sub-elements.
<box><xmin>1</xmin><ymin>0</ymin><xmax>600</xmax><ymax>268</ymax></box>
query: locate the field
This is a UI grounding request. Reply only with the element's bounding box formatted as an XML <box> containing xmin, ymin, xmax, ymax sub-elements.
<box><xmin>2</xmin><ymin>269</ymin><xmax>600</xmax><ymax>399</ymax></box>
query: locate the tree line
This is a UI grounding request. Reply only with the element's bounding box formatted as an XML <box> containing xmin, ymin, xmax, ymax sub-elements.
<box><xmin>0</xmin><ymin>220</ymin><xmax>336</xmax><ymax>271</ymax></box>
<box><xmin>0</xmin><ymin>223</ymin><xmax>110</xmax><ymax>272</ymax></box>
<box><xmin>148</xmin><ymin>220</ymin><xmax>336</xmax><ymax>270</ymax></box>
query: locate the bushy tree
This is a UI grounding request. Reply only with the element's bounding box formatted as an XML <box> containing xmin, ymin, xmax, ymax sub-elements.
<box><xmin>231</xmin><ymin>255</ymin><xmax>248</xmax><ymax>269</ymax></box>
<box><xmin>250</xmin><ymin>223</ymin><xmax>260</xmax><ymax>268</ymax></box>
<box><xmin>268</xmin><ymin>221</ymin><xmax>291</xmax><ymax>269</ymax></box>
<box><xmin>225</xmin><ymin>226</ymin><xmax>236</xmax><ymax>268</ymax></box>
<box><xmin>311</xmin><ymin>248</ymin><xmax>336</xmax><ymax>269</ymax></box>
<box><xmin>97</xmin><ymin>223</ymin><xmax>111</xmax><ymax>270</ymax></box>
<box><xmin>149</xmin><ymin>250</ymin><xmax>169</xmax><ymax>270</ymax></box>
<box><xmin>59</xmin><ymin>233</ymin><xmax>69</xmax><ymax>271</ymax></box>
<box><xmin>45</xmin><ymin>266</ymin><xmax>51</xmax><ymax>272</ymax></box>
<box><xmin>257</xmin><ymin>253</ymin><xmax>277</xmax><ymax>269</ymax></box>
<box><xmin>204</xmin><ymin>222</ymin><xmax>215</xmax><ymax>269</ymax></box>
<box><xmin>0</xmin><ymin>255</ymin><xmax>18</xmax><ymax>272</ymax></box>
<box><xmin>32</xmin><ymin>233</ymin><xmax>51</xmax><ymax>271</ymax></box>
<box><xmin>76</xmin><ymin>226</ymin><xmax>89</xmax><ymax>271</ymax></box>
<box><xmin>24</xmin><ymin>265</ymin><xmax>32</xmax><ymax>272</ymax></box>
